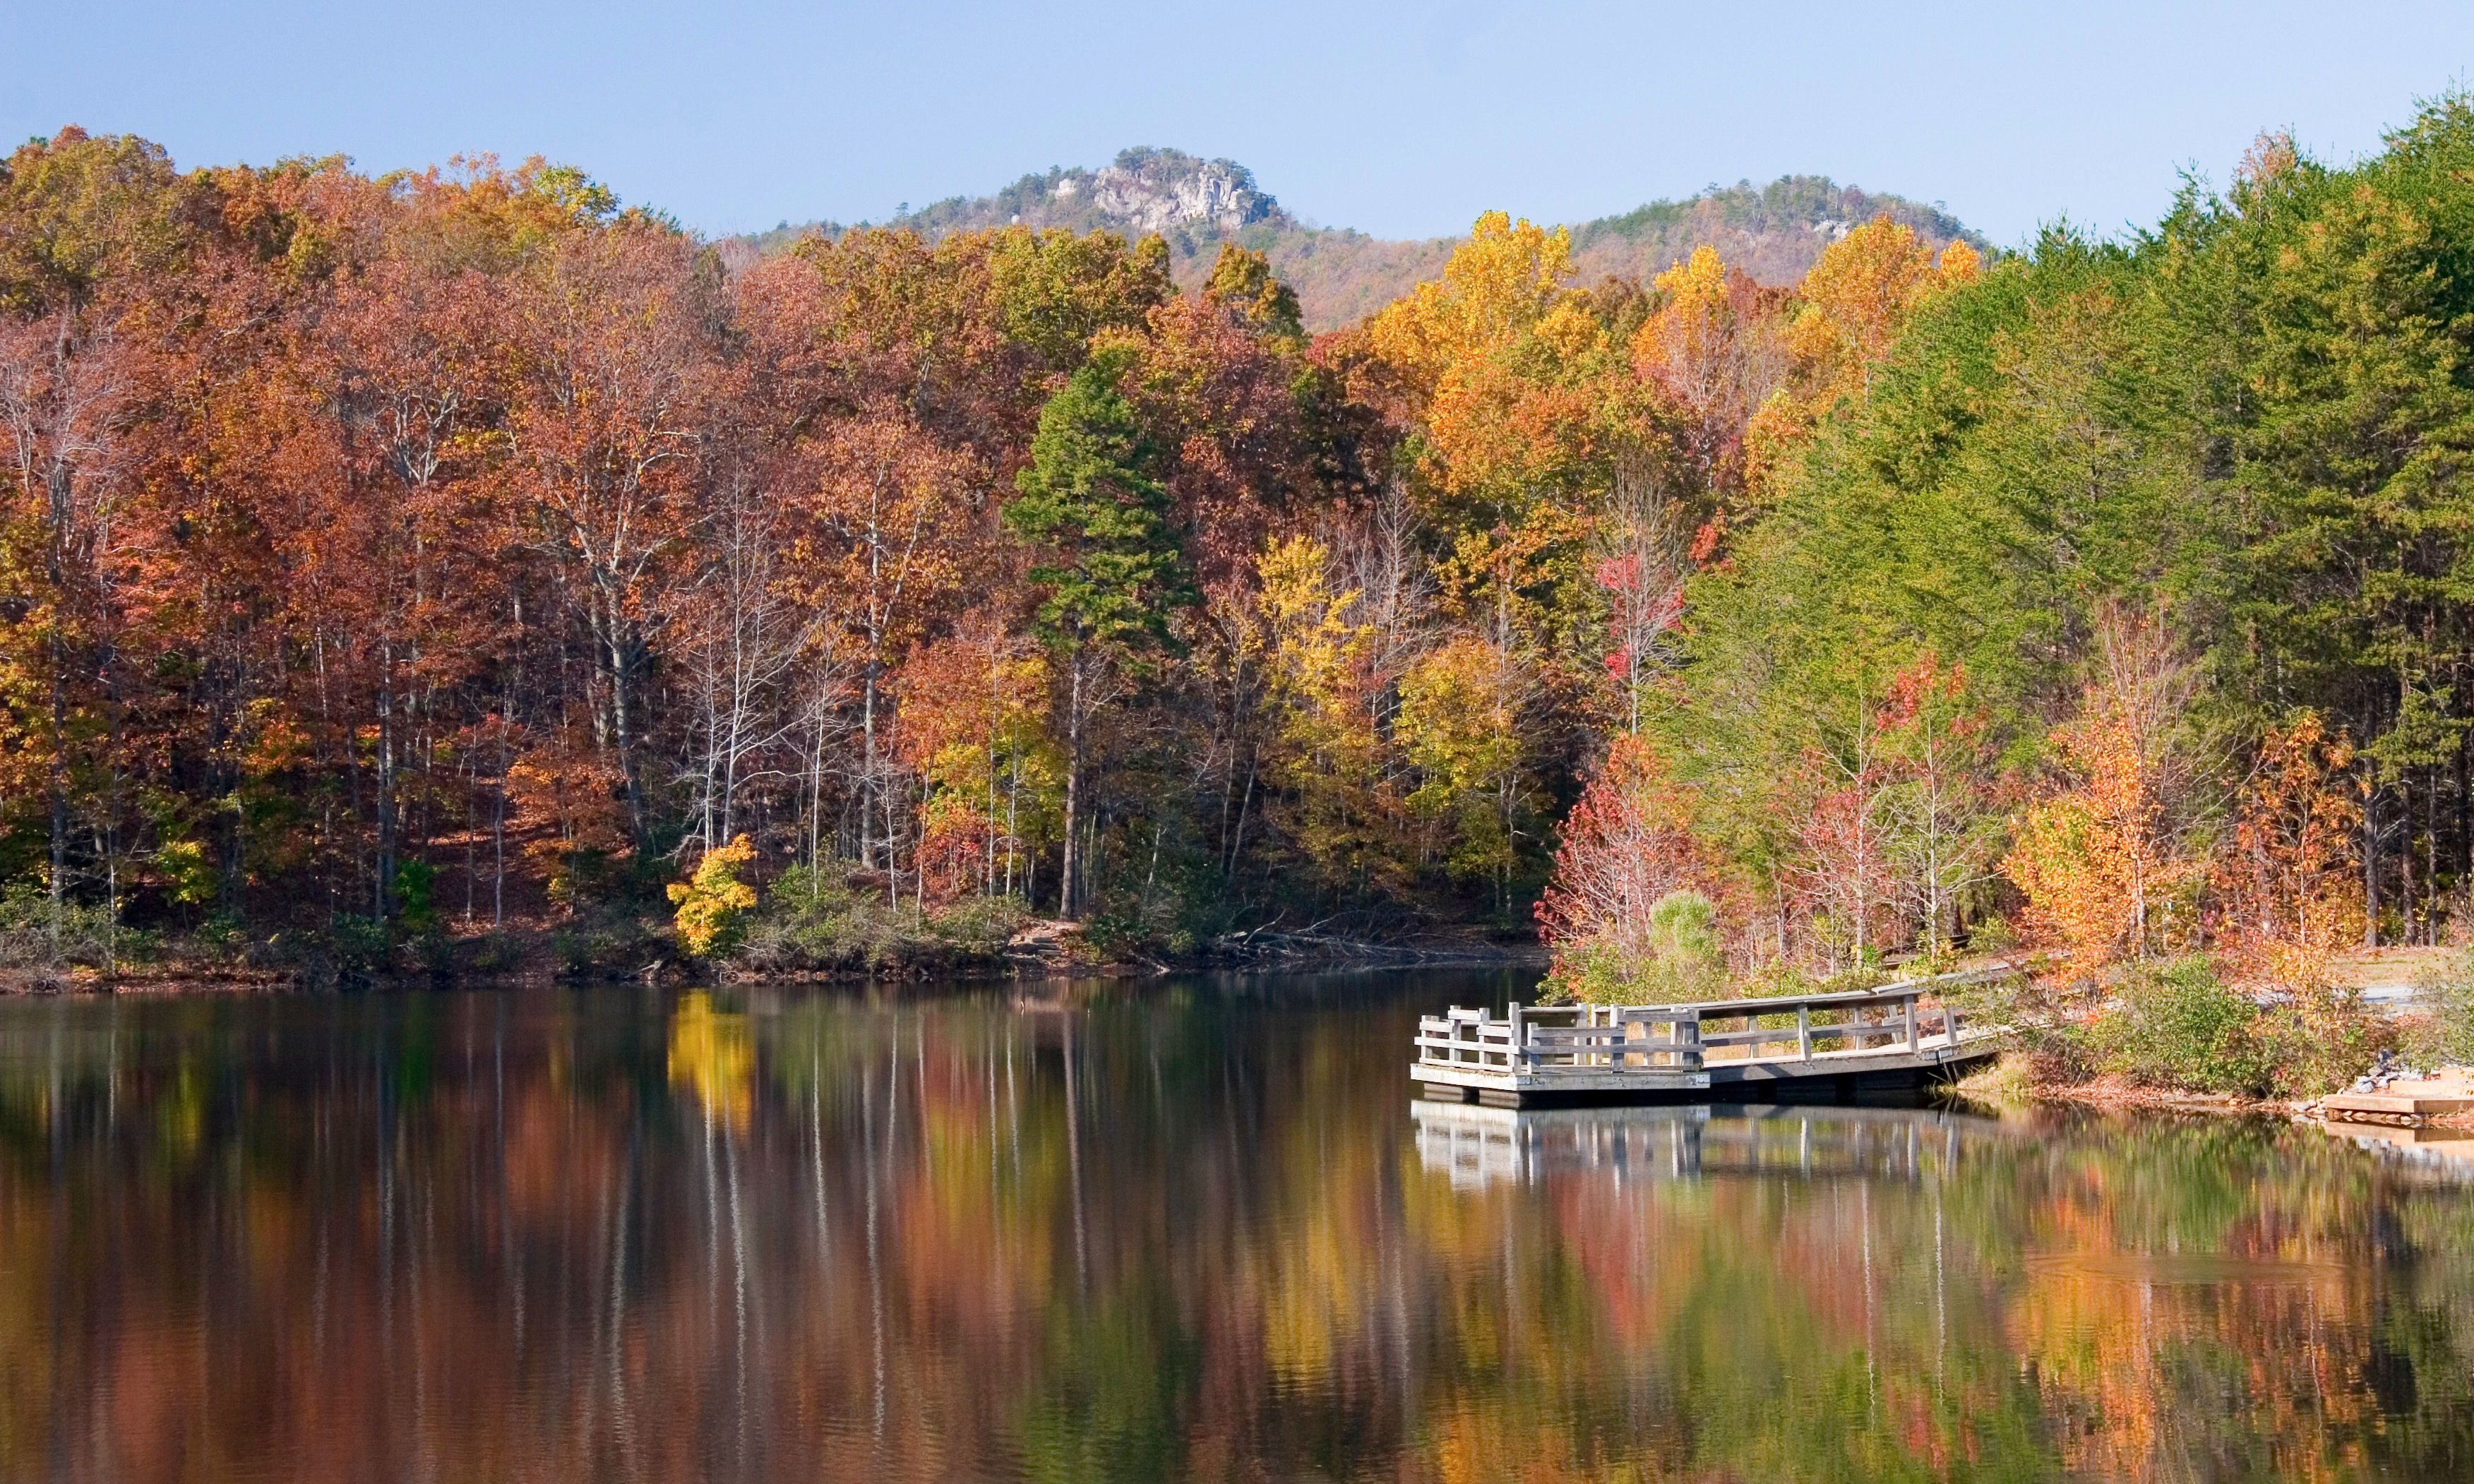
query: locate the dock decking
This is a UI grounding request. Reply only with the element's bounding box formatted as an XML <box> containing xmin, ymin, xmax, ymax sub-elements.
<box><xmin>1413</xmin><ymin>971</ymin><xmax>2008</xmax><ymax>1106</ymax></box>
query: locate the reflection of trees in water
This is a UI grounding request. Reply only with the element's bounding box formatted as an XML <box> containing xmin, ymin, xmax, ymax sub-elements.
<box><xmin>0</xmin><ymin>984</ymin><xmax>2467</xmax><ymax>1480</ymax></box>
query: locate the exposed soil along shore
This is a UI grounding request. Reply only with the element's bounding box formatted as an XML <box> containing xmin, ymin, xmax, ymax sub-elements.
<box><xmin>1954</xmin><ymin>1058</ymin><xmax>2309</xmax><ymax>1118</ymax></box>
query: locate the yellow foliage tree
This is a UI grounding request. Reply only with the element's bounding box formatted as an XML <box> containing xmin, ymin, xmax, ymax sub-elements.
<box><xmin>1257</xmin><ymin>535</ymin><xmax>1398</xmax><ymax>889</ymax></box>
<box><xmin>1786</xmin><ymin>217</ymin><xmax>1980</xmax><ymax>412</ymax></box>
<box><xmin>1398</xmin><ymin>633</ymin><xmax>1531</xmax><ymax>897</ymax></box>
<box><xmin>668</xmin><ymin>834</ymin><xmax>758</xmax><ymax>958</ymax></box>
<box><xmin>1630</xmin><ymin>244</ymin><xmax>1791</xmax><ymax>505</ymax></box>
<box><xmin>1367</xmin><ymin>213</ymin><xmax>1630</xmax><ymax>509</ymax></box>
<box><xmin>1369</xmin><ymin>211</ymin><xmax>1575</xmax><ymax>394</ymax></box>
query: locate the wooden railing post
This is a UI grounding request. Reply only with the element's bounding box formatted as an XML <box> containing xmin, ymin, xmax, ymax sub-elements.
<box><xmin>1678</xmin><ymin>1008</ymin><xmax>1703</xmax><ymax>1072</ymax></box>
<box><xmin>1798</xmin><ymin>1005</ymin><xmax>1812</xmax><ymax>1062</ymax></box>
<box><xmin>1904</xmin><ymin>994</ymin><xmax>1917</xmax><ymax>1055</ymax></box>
<box><xmin>1510</xmin><ymin>1001</ymin><xmax>1526</xmax><ymax>1072</ymax></box>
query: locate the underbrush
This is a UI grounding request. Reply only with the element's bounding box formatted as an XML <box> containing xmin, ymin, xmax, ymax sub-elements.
<box><xmin>734</xmin><ymin>867</ymin><xmax>1029</xmax><ymax>975</ymax></box>
<box><xmin>0</xmin><ymin>882</ymin><xmax>157</xmax><ymax>970</ymax></box>
<box><xmin>2009</xmin><ymin>955</ymin><xmax>2394</xmax><ymax>1100</ymax></box>
<box><xmin>2404</xmin><ymin>952</ymin><xmax>2474</xmax><ymax>1067</ymax></box>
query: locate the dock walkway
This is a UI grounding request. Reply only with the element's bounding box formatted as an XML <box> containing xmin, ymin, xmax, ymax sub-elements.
<box><xmin>1414</xmin><ymin>969</ymin><xmax>2009</xmax><ymax>1106</ymax></box>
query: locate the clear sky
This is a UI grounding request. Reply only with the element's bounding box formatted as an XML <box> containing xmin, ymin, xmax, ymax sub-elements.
<box><xmin>9</xmin><ymin>1</ymin><xmax>2470</xmax><ymax>250</ymax></box>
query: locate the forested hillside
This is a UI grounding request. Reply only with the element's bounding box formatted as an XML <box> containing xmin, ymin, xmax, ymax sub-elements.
<box><xmin>6</xmin><ymin>99</ymin><xmax>2474</xmax><ymax>997</ymax></box>
<box><xmin>733</xmin><ymin>148</ymin><xmax>1986</xmax><ymax>330</ymax></box>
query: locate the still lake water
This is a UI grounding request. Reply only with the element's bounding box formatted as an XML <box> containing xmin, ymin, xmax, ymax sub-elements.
<box><xmin>1</xmin><ymin>970</ymin><xmax>2472</xmax><ymax>1483</ymax></box>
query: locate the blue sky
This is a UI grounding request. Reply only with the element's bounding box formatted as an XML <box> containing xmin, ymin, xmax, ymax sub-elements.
<box><xmin>8</xmin><ymin>1</ymin><xmax>2468</xmax><ymax>250</ymax></box>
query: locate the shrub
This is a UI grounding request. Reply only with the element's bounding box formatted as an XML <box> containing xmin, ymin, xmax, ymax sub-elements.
<box><xmin>0</xmin><ymin>880</ymin><xmax>125</xmax><ymax>968</ymax></box>
<box><xmin>392</xmin><ymin>859</ymin><xmax>440</xmax><ymax>935</ymax></box>
<box><xmin>2413</xmin><ymin>951</ymin><xmax>2474</xmax><ymax>1066</ymax></box>
<box><xmin>2054</xmin><ymin>955</ymin><xmax>2394</xmax><ymax>1099</ymax></box>
<box><xmin>1077</xmin><ymin>911</ymin><xmax>1145</xmax><ymax>959</ymax></box>
<box><xmin>2074</xmin><ymin>957</ymin><xmax>2275</xmax><ymax>1096</ymax></box>
<box><xmin>468</xmin><ymin>931</ymin><xmax>529</xmax><ymax>974</ymax></box>
<box><xmin>2257</xmin><ymin>986</ymin><xmax>2395</xmax><ymax>1099</ymax></box>
<box><xmin>669</xmin><ymin>836</ymin><xmax>759</xmax><ymax>958</ymax></box>
<box><xmin>1967</xmin><ymin>914</ymin><xmax>2019</xmax><ymax>955</ymax></box>
<box><xmin>328</xmin><ymin>912</ymin><xmax>393</xmax><ymax>974</ymax></box>
<box><xmin>1551</xmin><ymin>888</ymin><xmax>1725</xmax><ymax>1004</ymax></box>
<box><xmin>553</xmin><ymin>908</ymin><xmax>663</xmax><ymax>977</ymax></box>
<box><xmin>1954</xmin><ymin>1051</ymin><xmax>2036</xmax><ymax>1106</ymax></box>
<box><xmin>933</xmin><ymin>893</ymin><xmax>1033</xmax><ymax>957</ymax></box>
<box><xmin>736</xmin><ymin>868</ymin><xmax>1028</xmax><ymax>974</ymax></box>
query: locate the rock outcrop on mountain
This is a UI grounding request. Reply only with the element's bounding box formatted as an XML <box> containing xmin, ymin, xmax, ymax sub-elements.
<box><xmin>732</xmin><ymin>149</ymin><xmax>1989</xmax><ymax>331</ymax></box>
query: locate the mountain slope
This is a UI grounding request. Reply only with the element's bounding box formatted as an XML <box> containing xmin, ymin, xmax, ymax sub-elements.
<box><xmin>736</xmin><ymin>148</ymin><xmax>1990</xmax><ymax>331</ymax></box>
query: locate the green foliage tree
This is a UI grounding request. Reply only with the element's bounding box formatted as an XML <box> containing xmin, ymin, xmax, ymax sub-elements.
<box><xmin>1004</xmin><ymin>346</ymin><xmax>1197</xmax><ymax>916</ymax></box>
<box><xmin>1202</xmin><ymin>243</ymin><xmax>1303</xmax><ymax>343</ymax></box>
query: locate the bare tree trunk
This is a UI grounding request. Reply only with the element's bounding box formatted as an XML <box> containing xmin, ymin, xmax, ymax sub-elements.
<box><xmin>377</xmin><ymin>646</ymin><xmax>395</xmax><ymax>919</ymax></box>
<box><xmin>859</xmin><ymin>659</ymin><xmax>879</xmax><ymax>884</ymax></box>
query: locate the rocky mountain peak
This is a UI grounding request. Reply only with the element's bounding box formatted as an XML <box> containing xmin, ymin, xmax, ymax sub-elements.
<box><xmin>1072</xmin><ymin>148</ymin><xmax>1277</xmax><ymax>234</ymax></box>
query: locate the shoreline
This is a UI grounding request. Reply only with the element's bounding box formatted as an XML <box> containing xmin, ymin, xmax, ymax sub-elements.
<box><xmin>1997</xmin><ymin>1078</ymin><xmax>2305</xmax><ymax>1120</ymax></box>
<box><xmin>0</xmin><ymin>932</ymin><xmax>1549</xmax><ymax>996</ymax></box>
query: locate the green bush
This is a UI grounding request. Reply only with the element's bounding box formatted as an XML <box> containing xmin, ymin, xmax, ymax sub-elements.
<box><xmin>391</xmin><ymin>859</ymin><xmax>439</xmax><ymax>934</ymax></box>
<box><xmin>1076</xmin><ymin>911</ymin><xmax>1145</xmax><ymax>959</ymax></box>
<box><xmin>1553</xmin><ymin>889</ymin><xmax>1728</xmax><ymax>1005</ymax></box>
<box><xmin>1967</xmin><ymin>914</ymin><xmax>2019</xmax><ymax>955</ymax></box>
<box><xmin>2057</xmin><ymin>956</ymin><xmax>2393</xmax><ymax>1099</ymax></box>
<box><xmin>328</xmin><ymin>912</ymin><xmax>393</xmax><ymax>973</ymax></box>
<box><xmin>2137</xmin><ymin>959</ymin><xmax>2272</xmax><ymax>1094</ymax></box>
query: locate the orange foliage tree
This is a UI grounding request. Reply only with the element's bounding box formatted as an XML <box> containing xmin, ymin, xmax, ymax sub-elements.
<box><xmin>2002</xmin><ymin>707</ymin><xmax>2201</xmax><ymax>984</ymax></box>
<box><xmin>2210</xmin><ymin>714</ymin><xmax>2365</xmax><ymax>986</ymax></box>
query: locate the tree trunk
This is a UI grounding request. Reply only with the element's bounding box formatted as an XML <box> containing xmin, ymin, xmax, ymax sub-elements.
<box><xmin>45</xmin><ymin>450</ymin><xmax>73</xmax><ymax>959</ymax></box>
<box><xmin>2403</xmin><ymin>777</ymin><xmax>2420</xmax><ymax>946</ymax></box>
<box><xmin>1061</xmin><ymin>649</ymin><xmax>1085</xmax><ymax>919</ymax></box>
<box><xmin>2364</xmin><ymin>784</ymin><xmax>2382</xmax><ymax>948</ymax></box>
<box><xmin>604</xmin><ymin>590</ymin><xmax>647</xmax><ymax>851</ymax></box>
<box><xmin>860</xmin><ymin>658</ymin><xmax>879</xmax><ymax>883</ymax></box>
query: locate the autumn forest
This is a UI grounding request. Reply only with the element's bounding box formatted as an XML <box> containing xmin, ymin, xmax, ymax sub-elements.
<box><xmin>8</xmin><ymin>97</ymin><xmax>2474</xmax><ymax>995</ymax></box>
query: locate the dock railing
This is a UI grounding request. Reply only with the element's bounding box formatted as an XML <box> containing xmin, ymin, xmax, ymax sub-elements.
<box><xmin>1415</xmin><ymin>964</ymin><xmax>2017</xmax><ymax>1082</ymax></box>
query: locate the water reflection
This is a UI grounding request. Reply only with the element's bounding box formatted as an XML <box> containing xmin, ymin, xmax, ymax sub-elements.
<box><xmin>1411</xmin><ymin>1100</ymin><xmax>1993</xmax><ymax>1190</ymax></box>
<box><xmin>0</xmin><ymin>975</ymin><xmax>2468</xmax><ymax>1481</ymax></box>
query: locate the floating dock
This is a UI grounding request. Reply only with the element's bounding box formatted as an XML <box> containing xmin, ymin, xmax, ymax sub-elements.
<box><xmin>2320</xmin><ymin>1086</ymin><xmax>2474</xmax><ymax>1127</ymax></box>
<box><xmin>1413</xmin><ymin>972</ymin><xmax>2007</xmax><ymax>1107</ymax></box>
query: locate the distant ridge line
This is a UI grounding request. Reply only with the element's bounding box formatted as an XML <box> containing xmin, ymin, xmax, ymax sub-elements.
<box><xmin>728</xmin><ymin>149</ymin><xmax>1989</xmax><ymax>331</ymax></box>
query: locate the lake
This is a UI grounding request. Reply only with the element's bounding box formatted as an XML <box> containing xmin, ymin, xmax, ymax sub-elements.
<box><xmin>0</xmin><ymin>970</ymin><xmax>2469</xmax><ymax>1482</ymax></box>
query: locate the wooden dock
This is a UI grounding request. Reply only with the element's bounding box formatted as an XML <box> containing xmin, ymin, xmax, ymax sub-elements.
<box><xmin>1413</xmin><ymin>972</ymin><xmax>2007</xmax><ymax>1107</ymax></box>
<box><xmin>2319</xmin><ymin>1088</ymin><xmax>2474</xmax><ymax>1127</ymax></box>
